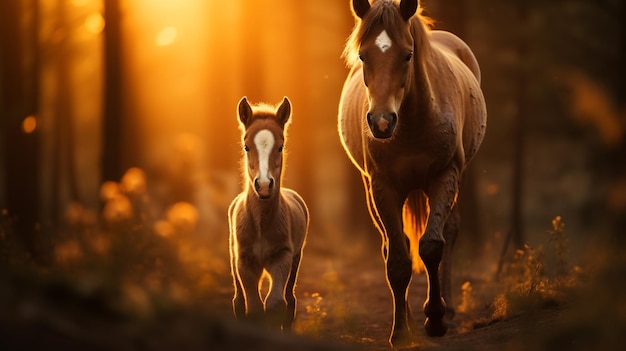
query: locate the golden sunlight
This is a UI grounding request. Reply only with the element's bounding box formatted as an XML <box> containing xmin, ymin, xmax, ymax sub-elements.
<box><xmin>84</xmin><ymin>12</ymin><xmax>104</xmax><ymax>35</ymax></box>
<box><xmin>155</xmin><ymin>26</ymin><xmax>177</xmax><ymax>46</ymax></box>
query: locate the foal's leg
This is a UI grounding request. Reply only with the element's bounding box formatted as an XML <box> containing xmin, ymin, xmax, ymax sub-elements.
<box><xmin>230</xmin><ymin>240</ymin><xmax>246</xmax><ymax>318</ymax></box>
<box><xmin>284</xmin><ymin>252</ymin><xmax>302</xmax><ymax>330</ymax></box>
<box><xmin>237</xmin><ymin>252</ymin><xmax>264</xmax><ymax>320</ymax></box>
<box><xmin>265</xmin><ymin>248</ymin><xmax>293</xmax><ymax>329</ymax></box>
<box><xmin>420</xmin><ymin>165</ymin><xmax>461</xmax><ymax>337</ymax></box>
<box><xmin>370</xmin><ymin>180</ymin><xmax>413</xmax><ymax>347</ymax></box>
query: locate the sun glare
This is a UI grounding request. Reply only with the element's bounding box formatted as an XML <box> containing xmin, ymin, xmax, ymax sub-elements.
<box><xmin>155</xmin><ymin>26</ymin><xmax>178</xmax><ymax>46</ymax></box>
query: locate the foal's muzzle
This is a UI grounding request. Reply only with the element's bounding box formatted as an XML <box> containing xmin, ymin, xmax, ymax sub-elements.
<box><xmin>367</xmin><ymin>111</ymin><xmax>397</xmax><ymax>139</ymax></box>
<box><xmin>254</xmin><ymin>177</ymin><xmax>275</xmax><ymax>199</ymax></box>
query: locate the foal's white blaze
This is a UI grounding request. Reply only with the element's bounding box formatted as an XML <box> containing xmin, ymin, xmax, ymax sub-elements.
<box><xmin>375</xmin><ymin>30</ymin><xmax>392</xmax><ymax>53</ymax></box>
<box><xmin>253</xmin><ymin>129</ymin><xmax>275</xmax><ymax>183</ymax></box>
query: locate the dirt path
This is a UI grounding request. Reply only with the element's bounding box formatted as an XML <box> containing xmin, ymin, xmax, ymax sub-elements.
<box><xmin>286</xmin><ymin>236</ymin><xmax>568</xmax><ymax>351</ymax></box>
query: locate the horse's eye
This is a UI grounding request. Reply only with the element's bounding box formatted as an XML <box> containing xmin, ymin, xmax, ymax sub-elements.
<box><xmin>244</xmin><ymin>145</ymin><xmax>249</xmax><ymax>152</ymax></box>
<box><xmin>405</xmin><ymin>53</ymin><xmax>413</xmax><ymax>62</ymax></box>
<box><xmin>278</xmin><ymin>145</ymin><xmax>283</xmax><ymax>153</ymax></box>
<box><xmin>358</xmin><ymin>53</ymin><xmax>365</xmax><ymax>62</ymax></box>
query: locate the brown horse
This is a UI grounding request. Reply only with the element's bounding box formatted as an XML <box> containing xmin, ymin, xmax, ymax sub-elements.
<box><xmin>228</xmin><ymin>97</ymin><xmax>309</xmax><ymax>330</ymax></box>
<box><xmin>339</xmin><ymin>0</ymin><xmax>486</xmax><ymax>346</ymax></box>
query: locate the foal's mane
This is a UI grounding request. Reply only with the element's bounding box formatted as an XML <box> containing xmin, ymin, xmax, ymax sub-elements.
<box><xmin>342</xmin><ymin>0</ymin><xmax>434</xmax><ymax>67</ymax></box>
<box><xmin>239</xmin><ymin>102</ymin><xmax>288</xmax><ymax>132</ymax></box>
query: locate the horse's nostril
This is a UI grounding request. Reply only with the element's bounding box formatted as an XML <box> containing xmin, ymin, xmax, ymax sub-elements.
<box><xmin>390</xmin><ymin>112</ymin><xmax>397</xmax><ymax>123</ymax></box>
<box><xmin>269</xmin><ymin>178</ymin><xmax>274</xmax><ymax>190</ymax></box>
<box><xmin>254</xmin><ymin>178</ymin><xmax>260</xmax><ymax>191</ymax></box>
<box><xmin>366</xmin><ymin>112</ymin><xmax>372</xmax><ymax>125</ymax></box>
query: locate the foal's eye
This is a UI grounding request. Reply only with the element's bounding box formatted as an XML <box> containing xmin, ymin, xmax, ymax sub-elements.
<box><xmin>244</xmin><ymin>145</ymin><xmax>249</xmax><ymax>152</ymax></box>
<box><xmin>358</xmin><ymin>53</ymin><xmax>365</xmax><ymax>62</ymax></box>
<box><xmin>405</xmin><ymin>53</ymin><xmax>413</xmax><ymax>62</ymax></box>
<box><xmin>278</xmin><ymin>145</ymin><xmax>283</xmax><ymax>153</ymax></box>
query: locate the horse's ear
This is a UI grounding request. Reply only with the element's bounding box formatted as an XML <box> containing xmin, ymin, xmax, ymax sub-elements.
<box><xmin>399</xmin><ymin>0</ymin><xmax>418</xmax><ymax>21</ymax></box>
<box><xmin>238</xmin><ymin>96</ymin><xmax>253</xmax><ymax>126</ymax></box>
<box><xmin>276</xmin><ymin>97</ymin><xmax>291</xmax><ymax>126</ymax></box>
<box><xmin>352</xmin><ymin>0</ymin><xmax>370</xmax><ymax>19</ymax></box>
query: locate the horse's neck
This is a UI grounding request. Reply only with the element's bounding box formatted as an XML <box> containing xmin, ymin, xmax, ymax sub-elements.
<box><xmin>408</xmin><ymin>18</ymin><xmax>436</xmax><ymax>112</ymax></box>
<box><xmin>246</xmin><ymin>190</ymin><xmax>282</xmax><ymax>227</ymax></box>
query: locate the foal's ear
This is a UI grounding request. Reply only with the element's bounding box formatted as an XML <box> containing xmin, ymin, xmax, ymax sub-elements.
<box><xmin>352</xmin><ymin>0</ymin><xmax>370</xmax><ymax>19</ymax></box>
<box><xmin>237</xmin><ymin>96</ymin><xmax>253</xmax><ymax>126</ymax></box>
<box><xmin>276</xmin><ymin>97</ymin><xmax>291</xmax><ymax>126</ymax></box>
<box><xmin>400</xmin><ymin>0</ymin><xmax>419</xmax><ymax>21</ymax></box>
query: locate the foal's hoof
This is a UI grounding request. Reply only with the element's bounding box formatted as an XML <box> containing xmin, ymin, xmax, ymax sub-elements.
<box><xmin>389</xmin><ymin>329</ymin><xmax>414</xmax><ymax>349</ymax></box>
<box><xmin>424</xmin><ymin>317</ymin><xmax>448</xmax><ymax>337</ymax></box>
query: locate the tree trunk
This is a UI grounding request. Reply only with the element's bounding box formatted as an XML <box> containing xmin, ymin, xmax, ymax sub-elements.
<box><xmin>497</xmin><ymin>2</ymin><xmax>529</xmax><ymax>278</ymax></box>
<box><xmin>0</xmin><ymin>0</ymin><xmax>42</xmax><ymax>259</ymax></box>
<box><xmin>101</xmin><ymin>0</ymin><xmax>124</xmax><ymax>183</ymax></box>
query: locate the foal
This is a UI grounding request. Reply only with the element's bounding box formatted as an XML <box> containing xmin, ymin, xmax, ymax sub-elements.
<box><xmin>228</xmin><ymin>97</ymin><xmax>309</xmax><ymax>330</ymax></box>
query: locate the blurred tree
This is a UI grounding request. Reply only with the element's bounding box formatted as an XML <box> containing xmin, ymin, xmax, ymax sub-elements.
<box><xmin>101</xmin><ymin>0</ymin><xmax>124</xmax><ymax>183</ymax></box>
<box><xmin>0</xmin><ymin>0</ymin><xmax>42</xmax><ymax>258</ymax></box>
<box><xmin>50</xmin><ymin>1</ymin><xmax>81</xmax><ymax>223</ymax></box>
<box><xmin>495</xmin><ymin>0</ymin><xmax>530</xmax><ymax>278</ymax></box>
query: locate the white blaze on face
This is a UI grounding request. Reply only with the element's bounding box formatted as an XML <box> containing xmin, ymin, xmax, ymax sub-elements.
<box><xmin>375</xmin><ymin>30</ymin><xmax>392</xmax><ymax>53</ymax></box>
<box><xmin>253</xmin><ymin>129</ymin><xmax>275</xmax><ymax>182</ymax></box>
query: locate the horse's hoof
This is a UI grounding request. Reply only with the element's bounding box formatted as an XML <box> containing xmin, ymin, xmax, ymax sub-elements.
<box><xmin>389</xmin><ymin>329</ymin><xmax>414</xmax><ymax>348</ymax></box>
<box><xmin>424</xmin><ymin>317</ymin><xmax>448</xmax><ymax>337</ymax></box>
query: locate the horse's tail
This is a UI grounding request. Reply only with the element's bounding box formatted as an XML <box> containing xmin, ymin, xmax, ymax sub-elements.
<box><xmin>403</xmin><ymin>190</ymin><xmax>430</xmax><ymax>273</ymax></box>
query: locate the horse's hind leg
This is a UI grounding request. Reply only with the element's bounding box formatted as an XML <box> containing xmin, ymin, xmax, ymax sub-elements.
<box><xmin>420</xmin><ymin>165</ymin><xmax>461</xmax><ymax>337</ymax></box>
<box><xmin>283</xmin><ymin>252</ymin><xmax>302</xmax><ymax>330</ymax></box>
<box><xmin>442</xmin><ymin>204</ymin><xmax>460</xmax><ymax>320</ymax></box>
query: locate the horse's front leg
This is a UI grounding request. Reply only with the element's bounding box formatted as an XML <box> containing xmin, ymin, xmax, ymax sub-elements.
<box><xmin>420</xmin><ymin>165</ymin><xmax>461</xmax><ymax>337</ymax></box>
<box><xmin>236</xmin><ymin>251</ymin><xmax>264</xmax><ymax>321</ymax></box>
<box><xmin>265</xmin><ymin>247</ymin><xmax>293</xmax><ymax>329</ymax></box>
<box><xmin>370</xmin><ymin>179</ymin><xmax>413</xmax><ymax>347</ymax></box>
<box><xmin>283</xmin><ymin>252</ymin><xmax>302</xmax><ymax>331</ymax></box>
<box><xmin>362</xmin><ymin>174</ymin><xmax>388</xmax><ymax>259</ymax></box>
<box><xmin>230</xmin><ymin>239</ymin><xmax>246</xmax><ymax>318</ymax></box>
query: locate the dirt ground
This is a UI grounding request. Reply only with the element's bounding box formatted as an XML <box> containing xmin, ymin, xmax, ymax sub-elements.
<box><xmin>276</xmin><ymin>232</ymin><xmax>624</xmax><ymax>351</ymax></box>
<box><xmin>1</xmin><ymin>225</ymin><xmax>624</xmax><ymax>351</ymax></box>
<box><xmin>288</xmin><ymin>238</ymin><xmax>538</xmax><ymax>351</ymax></box>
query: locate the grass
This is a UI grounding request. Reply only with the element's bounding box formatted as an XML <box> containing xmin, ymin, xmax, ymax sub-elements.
<box><xmin>461</xmin><ymin>216</ymin><xmax>585</xmax><ymax>333</ymax></box>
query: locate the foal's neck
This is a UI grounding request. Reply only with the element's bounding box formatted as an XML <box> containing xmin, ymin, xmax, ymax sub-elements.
<box><xmin>246</xmin><ymin>189</ymin><xmax>281</xmax><ymax>225</ymax></box>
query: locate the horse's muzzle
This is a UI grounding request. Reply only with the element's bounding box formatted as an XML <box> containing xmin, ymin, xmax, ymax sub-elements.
<box><xmin>367</xmin><ymin>111</ymin><xmax>397</xmax><ymax>139</ymax></box>
<box><xmin>254</xmin><ymin>177</ymin><xmax>274</xmax><ymax>199</ymax></box>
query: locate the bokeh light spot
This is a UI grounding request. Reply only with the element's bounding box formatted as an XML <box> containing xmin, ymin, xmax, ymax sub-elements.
<box><xmin>22</xmin><ymin>115</ymin><xmax>37</xmax><ymax>134</ymax></box>
<box><xmin>85</xmin><ymin>12</ymin><xmax>105</xmax><ymax>35</ymax></box>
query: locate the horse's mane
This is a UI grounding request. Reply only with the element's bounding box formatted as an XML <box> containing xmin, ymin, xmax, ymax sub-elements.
<box><xmin>239</xmin><ymin>101</ymin><xmax>285</xmax><ymax>129</ymax></box>
<box><xmin>342</xmin><ymin>0</ymin><xmax>434</xmax><ymax>67</ymax></box>
<box><xmin>249</xmin><ymin>102</ymin><xmax>280</xmax><ymax>117</ymax></box>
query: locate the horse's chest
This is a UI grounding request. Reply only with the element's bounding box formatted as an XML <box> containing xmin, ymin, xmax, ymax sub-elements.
<box><xmin>251</xmin><ymin>231</ymin><xmax>289</xmax><ymax>259</ymax></box>
<box><xmin>238</xmin><ymin>218</ymin><xmax>291</xmax><ymax>262</ymax></box>
<box><xmin>368</xmin><ymin>136</ymin><xmax>456</xmax><ymax>186</ymax></box>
